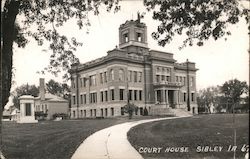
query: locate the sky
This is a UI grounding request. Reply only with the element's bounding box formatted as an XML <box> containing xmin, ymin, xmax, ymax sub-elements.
<box><xmin>12</xmin><ymin>1</ymin><xmax>249</xmax><ymax>91</ymax></box>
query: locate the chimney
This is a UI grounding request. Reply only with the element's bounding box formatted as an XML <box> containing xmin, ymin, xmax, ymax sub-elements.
<box><xmin>39</xmin><ymin>78</ymin><xmax>45</xmax><ymax>101</ymax></box>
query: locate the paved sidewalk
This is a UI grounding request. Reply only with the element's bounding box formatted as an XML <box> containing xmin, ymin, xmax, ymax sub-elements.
<box><xmin>71</xmin><ymin>116</ymin><xmax>183</xmax><ymax>159</ymax></box>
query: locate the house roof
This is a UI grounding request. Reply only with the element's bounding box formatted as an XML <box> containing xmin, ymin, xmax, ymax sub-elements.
<box><xmin>35</xmin><ymin>93</ymin><xmax>68</xmax><ymax>103</ymax></box>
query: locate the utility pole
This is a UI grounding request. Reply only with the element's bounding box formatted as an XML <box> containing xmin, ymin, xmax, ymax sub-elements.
<box><xmin>186</xmin><ymin>59</ymin><xmax>191</xmax><ymax>111</ymax></box>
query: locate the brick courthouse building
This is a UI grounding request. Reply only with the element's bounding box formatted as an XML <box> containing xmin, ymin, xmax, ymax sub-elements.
<box><xmin>70</xmin><ymin>18</ymin><xmax>198</xmax><ymax>118</ymax></box>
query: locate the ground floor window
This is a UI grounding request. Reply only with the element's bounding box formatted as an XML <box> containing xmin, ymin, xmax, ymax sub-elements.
<box><xmin>105</xmin><ymin>108</ymin><xmax>108</xmax><ymax>116</ymax></box>
<box><xmin>101</xmin><ymin>109</ymin><xmax>103</xmax><ymax>117</ymax></box>
<box><xmin>111</xmin><ymin>108</ymin><xmax>114</xmax><ymax>116</ymax></box>
<box><xmin>121</xmin><ymin>107</ymin><xmax>124</xmax><ymax>115</ymax></box>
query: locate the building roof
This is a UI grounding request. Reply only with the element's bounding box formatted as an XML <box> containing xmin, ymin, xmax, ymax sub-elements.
<box><xmin>19</xmin><ymin>95</ymin><xmax>34</xmax><ymax>100</ymax></box>
<box><xmin>35</xmin><ymin>93</ymin><xmax>68</xmax><ymax>103</ymax></box>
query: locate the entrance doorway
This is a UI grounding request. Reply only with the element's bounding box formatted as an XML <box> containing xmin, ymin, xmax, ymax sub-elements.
<box><xmin>168</xmin><ymin>90</ymin><xmax>174</xmax><ymax>108</ymax></box>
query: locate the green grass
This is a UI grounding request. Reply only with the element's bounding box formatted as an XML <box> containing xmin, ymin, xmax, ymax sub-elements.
<box><xmin>2</xmin><ymin>116</ymin><xmax>157</xmax><ymax>159</ymax></box>
<box><xmin>128</xmin><ymin>114</ymin><xmax>249</xmax><ymax>159</ymax></box>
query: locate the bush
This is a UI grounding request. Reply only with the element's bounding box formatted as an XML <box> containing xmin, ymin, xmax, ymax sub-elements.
<box><xmin>52</xmin><ymin>113</ymin><xmax>69</xmax><ymax>120</ymax></box>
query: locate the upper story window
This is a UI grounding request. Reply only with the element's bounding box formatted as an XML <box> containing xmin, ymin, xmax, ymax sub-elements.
<box><xmin>110</xmin><ymin>69</ymin><xmax>114</xmax><ymax>81</ymax></box>
<box><xmin>71</xmin><ymin>78</ymin><xmax>76</xmax><ymax>88</ymax></box>
<box><xmin>138</xmin><ymin>72</ymin><xmax>142</xmax><ymax>82</ymax></box>
<box><xmin>124</xmin><ymin>33</ymin><xmax>128</xmax><ymax>43</ymax></box>
<box><xmin>90</xmin><ymin>75</ymin><xmax>96</xmax><ymax>86</ymax></box>
<box><xmin>104</xmin><ymin>72</ymin><xmax>107</xmax><ymax>83</ymax></box>
<box><xmin>134</xmin><ymin>71</ymin><xmax>137</xmax><ymax>82</ymax></box>
<box><xmin>128</xmin><ymin>70</ymin><xmax>132</xmax><ymax>82</ymax></box>
<box><xmin>119</xmin><ymin>69</ymin><xmax>124</xmax><ymax>81</ymax></box>
<box><xmin>100</xmin><ymin>73</ymin><xmax>103</xmax><ymax>84</ymax></box>
<box><xmin>137</xmin><ymin>32</ymin><xmax>142</xmax><ymax>42</ymax></box>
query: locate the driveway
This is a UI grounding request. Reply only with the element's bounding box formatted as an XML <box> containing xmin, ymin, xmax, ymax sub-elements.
<box><xmin>71</xmin><ymin>116</ymin><xmax>184</xmax><ymax>159</ymax></box>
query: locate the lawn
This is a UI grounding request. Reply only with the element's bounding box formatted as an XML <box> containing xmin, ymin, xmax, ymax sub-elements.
<box><xmin>128</xmin><ymin>114</ymin><xmax>249</xmax><ymax>159</ymax></box>
<box><xmin>2</xmin><ymin>116</ymin><xmax>156</xmax><ymax>159</ymax></box>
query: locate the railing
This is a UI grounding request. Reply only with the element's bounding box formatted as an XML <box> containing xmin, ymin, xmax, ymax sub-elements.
<box><xmin>154</xmin><ymin>81</ymin><xmax>183</xmax><ymax>87</ymax></box>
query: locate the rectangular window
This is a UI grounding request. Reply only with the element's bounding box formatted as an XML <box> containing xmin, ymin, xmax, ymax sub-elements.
<box><xmin>83</xmin><ymin>78</ymin><xmax>86</xmax><ymax>87</ymax></box>
<box><xmin>105</xmin><ymin>108</ymin><xmax>108</xmax><ymax>116</ymax></box>
<box><xmin>166</xmin><ymin>76</ymin><xmax>170</xmax><ymax>82</ymax></box>
<box><xmin>84</xmin><ymin>94</ymin><xmax>86</xmax><ymax>104</ymax></box>
<box><xmin>129</xmin><ymin>90</ymin><xmax>133</xmax><ymax>101</ymax></box>
<box><xmin>119</xmin><ymin>89</ymin><xmax>124</xmax><ymax>100</ymax></box>
<box><xmin>80</xmin><ymin>110</ymin><xmax>83</xmax><ymax>117</ymax></box>
<box><xmin>183</xmin><ymin>77</ymin><xmax>186</xmax><ymax>85</ymax></box>
<box><xmin>94</xmin><ymin>109</ymin><xmax>96</xmax><ymax>117</ymax></box>
<box><xmin>190</xmin><ymin>77</ymin><xmax>194</xmax><ymax>87</ymax></box>
<box><xmin>100</xmin><ymin>73</ymin><xmax>103</xmax><ymax>84</ymax></box>
<box><xmin>84</xmin><ymin>110</ymin><xmax>86</xmax><ymax>117</ymax></box>
<box><xmin>176</xmin><ymin>76</ymin><xmax>179</xmax><ymax>82</ymax></box>
<box><xmin>183</xmin><ymin>93</ymin><xmax>186</xmax><ymax>102</ymax></box>
<box><xmin>161</xmin><ymin>75</ymin><xmax>165</xmax><ymax>81</ymax></box>
<box><xmin>134</xmin><ymin>71</ymin><xmax>137</xmax><ymax>82</ymax></box>
<box><xmin>121</xmin><ymin>107</ymin><xmax>124</xmax><ymax>115</ymax></box>
<box><xmin>25</xmin><ymin>103</ymin><xmax>31</xmax><ymax>116</ymax></box>
<box><xmin>156</xmin><ymin>75</ymin><xmax>160</xmax><ymax>83</ymax></box>
<box><xmin>101</xmin><ymin>91</ymin><xmax>104</xmax><ymax>102</ymax></box>
<box><xmin>138</xmin><ymin>72</ymin><xmax>142</xmax><ymax>82</ymax></box>
<box><xmin>128</xmin><ymin>70</ymin><xmax>132</xmax><ymax>82</ymax></box>
<box><xmin>90</xmin><ymin>109</ymin><xmax>93</xmax><ymax>117</ymax></box>
<box><xmin>139</xmin><ymin>90</ymin><xmax>142</xmax><ymax>101</ymax></box>
<box><xmin>191</xmin><ymin>93</ymin><xmax>195</xmax><ymax>102</ymax></box>
<box><xmin>137</xmin><ymin>33</ymin><xmax>142</xmax><ymax>42</ymax></box>
<box><xmin>111</xmin><ymin>108</ymin><xmax>114</xmax><ymax>116</ymax></box>
<box><xmin>111</xmin><ymin>89</ymin><xmax>115</xmax><ymax>101</ymax></box>
<box><xmin>124</xmin><ymin>33</ymin><xmax>128</xmax><ymax>42</ymax></box>
<box><xmin>73</xmin><ymin>95</ymin><xmax>76</xmax><ymax>105</ymax></box>
<box><xmin>134</xmin><ymin>90</ymin><xmax>137</xmax><ymax>101</ymax></box>
<box><xmin>104</xmin><ymin>72</ymin><xmax>107</xmax><ymax>82</ymax></box>
<box><xmin>72</xmin><ymin>78</ymin><xmax>76</xmax><ymax>88</ymax></box>
<box><xmin>80</xmin><ymin>95</ymin><xmax>83</xmax><ymax>104</ymax></box>
<box><xmin>105</xmin><ymin>91</ymin><xmax>108</xmax><ymax>101</ymax></box>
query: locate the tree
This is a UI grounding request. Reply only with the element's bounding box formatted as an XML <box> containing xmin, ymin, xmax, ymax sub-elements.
<box><xmin>144</xmin><ymin>0</ymin><xmax>249</xmax><ymax>48</ymax></box>
<box><xmin>197</xmin><ymin>86</ymin><xmax>220</xmax><ymax>113</ymax></box>
<box><xmin>1</xmin><ymin>0</ymin><xmax>120</xmax><ymax>111</ymax></box>
<box><xmin>123</xmin><ymin>102</ymin><xmax>138</xmax><ymax>119</ymax></box>
<box><xmin>221</xmin><ymin>79</ymin><xmax>248</xmax><ymax>111</ymax></box>
<box><xmin>46</xmin><ymin>79</ymin><xmax>70</xmax><ymax>100</ymax></box>
<box><xmin>11</xmin><ymin>84</ymin><xmax>39</xmax><ymax>109</ymax></box>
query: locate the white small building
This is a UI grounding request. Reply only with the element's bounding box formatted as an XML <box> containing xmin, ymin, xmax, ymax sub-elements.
<box><xmin>17</xmin><ymin>95</ymin><xmax>38</xmax><ymax>123</ymax></box>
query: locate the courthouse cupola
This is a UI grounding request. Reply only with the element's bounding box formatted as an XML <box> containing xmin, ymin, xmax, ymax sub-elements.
<box><xmin>119</xmin><ymin>14</ymin><xmax>148</xmax><ymax>50</ymax></box>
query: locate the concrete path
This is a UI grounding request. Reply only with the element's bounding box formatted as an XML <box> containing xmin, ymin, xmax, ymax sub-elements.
<box><xmin>71</xmin><ymin>116</ymin><xmax>184</xmax><ymax>159</ymax></box>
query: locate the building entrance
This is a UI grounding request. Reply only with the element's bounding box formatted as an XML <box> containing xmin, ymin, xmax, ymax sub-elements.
<box><xmin>168</xmin><ymin>90</ymin><xmax>174</xmax><ymax>108</ymax></box>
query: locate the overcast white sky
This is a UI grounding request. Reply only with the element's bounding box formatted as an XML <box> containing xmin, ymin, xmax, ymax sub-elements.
<box><xmin>12</xmin><ymin>1</ymin><xmax>249</xmax><ymax>91</ymax></box>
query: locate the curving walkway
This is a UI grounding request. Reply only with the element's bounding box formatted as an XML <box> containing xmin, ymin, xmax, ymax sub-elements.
<box><xmin>71</xmin><ymin>116</ymin><xmax>186</xmax><ymax>159</ymax></box>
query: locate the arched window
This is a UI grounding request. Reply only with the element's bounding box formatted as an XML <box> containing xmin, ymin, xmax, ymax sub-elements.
<box><xmin>110</xmin><ymin>69</ymin><xmax>114</xmax><ymax>81</ymax></box>
<box><xmin>119</xmin><ymin>69</ymin><xmax>124</xmax><ymax>81</ymax></box>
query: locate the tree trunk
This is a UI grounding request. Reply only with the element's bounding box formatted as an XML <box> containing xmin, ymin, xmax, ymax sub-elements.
<box><xmin>1</xmin><ymin>0</ymin><xmax>20</xmax><ymax>152</ymax></box>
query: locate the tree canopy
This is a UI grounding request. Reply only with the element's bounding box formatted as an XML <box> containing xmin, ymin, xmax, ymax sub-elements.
<box><xmin>46</xmin><ymin>79</ymin><xmax>70</xmax><ymax>100</ymax></box>
<box><xmin>144</xmin><ymin>0</ymin><xmax>249</xmax><ymax>48</ymax></box>
<box><xmin>11</xmin><ymin>84</ymin><xmax>39</xmax><ymax>108</ymax></box>
<box><xmin>221</xmin><ymin>78</ymin><xmax>248</xmax><ymax>103</ymax></box>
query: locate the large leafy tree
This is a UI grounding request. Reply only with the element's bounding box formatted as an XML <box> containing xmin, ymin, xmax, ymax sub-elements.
<box><xmin>11</xmin><ymin>84</ymin><xmax>39</xmax><ymax>109</ymax></box>
<box><xmin>144</xmin><ymin>0</ymin><xmax>249</xmax><ymax>48</ymax></box>
<box><xmin>197</xmin><ymin>86</ymin><xmax>220</xmax><ymax>113</ymax></box>
<box><xmin>221</xmin><ymin>79</ymin><xmax>248</xmax><ymax>104</ymax></box>
<box><xmin>46</xmin><ymin>79</ymin><xmax>70</xmax><ymax>100</ymax></box>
